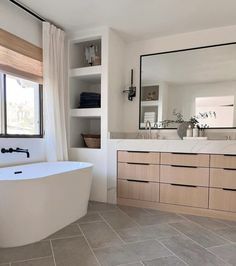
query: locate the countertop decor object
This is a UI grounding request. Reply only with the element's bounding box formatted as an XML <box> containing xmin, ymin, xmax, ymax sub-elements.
<box><xmin>160</xmin><ymin>110</ymin><xmax>199</xmax><ymax>139</ymax></box>
<box><xmin>177</xmin><ymin>122</ymin><xmax>193</xmax><ymax>139</ymax></box>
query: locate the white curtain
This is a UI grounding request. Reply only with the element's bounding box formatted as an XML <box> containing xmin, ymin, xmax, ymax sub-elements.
<box><xmin>43</xmin><ymin>22</ymin><xmax>68</xmax><ymax>161</ymax></box>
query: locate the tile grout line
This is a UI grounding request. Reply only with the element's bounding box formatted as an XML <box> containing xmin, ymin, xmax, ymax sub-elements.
<box><xmin>50</xmin><ymin>240</ymin><xmax>57</xmax><ymax>266</ymax></box>
<box><xmin>177</xmin><ymin>214</ymin><xmax>234</xmax><ymax>244</ymax></box>
<box><xmin>118</xmin><ymin>205</ymin><xmax>188</xmax><ymax>228</ymax></box>
<box><xmin>76</xmin><ymin>223</ymin><xmax>102</xmax><ymax>266</ymax></box>
<box><xmin>167</xmin><ymin>224</ymin><xmax>232</xmax><ymax>266</ymax></box>
<box><xmin>92</xmin><ymin>237</ymin><xmax>179</xmax><ymax>251</ymax></box>
<box><xmin>178</xmin><ymin>213</ymin><xmax>230</xmax><ymax>230</ymax></box>
<box><xmin>168</xmin><ymin>223</ymin><xmax>221</xmax><ymax>251</ymax></box>
<box><xmin>206</xmin><ymin>242</ymin><xmax>236</xmax><ymax>250</ymax></box>
<box><xmin>143</xmin><ymin>207</ymin><xmax>185</xmax><ymax>220</ymax></box>
<box><xmin>8</xmin><ymin>255</ymin><xmax>53</xmax><ymax>265</ymax></box>
<box><xmin>219</xmin><ymin>222</ymin><xmax>236</xmax><ymax>229</ymax></box>
<box><xmin>115</xmin><ymin>261</ymin><xmax>142</xmax><ymax>266</ymax></box>
<box><xmin>116</xmin><ymin>207</ymin><xmax>144</xmax><ymax>227</ymax></box>
<box><xmin>156</xmin><ymin>240</ymin><xmax>190</xmax><ymax>266</ymax></box>
<box><xmin>76</xmin><ymin>219</ymin><xmax>103</xmax><ymax>225</ymax></box>
<box><xmin>47</xmin><ymin>234</ymin><xmax>83</xmax><ymax>242</ymax></box>
<box><xmin>98</xmin><ymin>212</ymin><xmax>127</xmax><ymax>245</ymax></box>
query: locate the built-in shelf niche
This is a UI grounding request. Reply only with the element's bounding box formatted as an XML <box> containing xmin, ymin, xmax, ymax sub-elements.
<box><xmin>70</xmin><ymin>117</ymin><xmax>101</xmax><ymax>149</ymax></box>
<box><xmin>70</xmin><ymin>75</ymin><xmax>101</xmax><ymax>109</ymax></box>
<box><xmin>140</xmin><ymin>106</ymin><xmax>158</xmax><ymax>126</ymax></box>
<box><xmin>140</xmin><ymin>85</ymin><xmax>159</xmax><ymax>128</ymax></box>
<box><xmin>70</xmin><ymin>39</ymin><xmax>101</xmax><ymax>69</ymax></box>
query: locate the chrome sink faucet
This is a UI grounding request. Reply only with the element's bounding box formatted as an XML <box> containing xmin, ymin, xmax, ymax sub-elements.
<box><xmin>145</xmin><ymin>120</ymin><xmax>152</xmax><ymax>139</ymax></box>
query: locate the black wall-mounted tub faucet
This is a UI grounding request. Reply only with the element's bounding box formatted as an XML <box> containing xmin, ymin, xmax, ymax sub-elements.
<box><xmin>1</xmin><ymin>148</ymin><xmax>30</xmax><ymax>158</ymax></box>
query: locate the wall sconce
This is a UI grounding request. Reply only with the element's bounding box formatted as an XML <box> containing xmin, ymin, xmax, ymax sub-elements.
<box><xmin>123</xmin><ymin>69</ymin><xmax>136</xmax><ymax>101</ymax></box>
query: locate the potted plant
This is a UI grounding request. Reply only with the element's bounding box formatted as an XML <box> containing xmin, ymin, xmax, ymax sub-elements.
<box><xmin>160</xmin><ymin>109</ymin><xmax>217</xmax><ymax>139</ymax></box>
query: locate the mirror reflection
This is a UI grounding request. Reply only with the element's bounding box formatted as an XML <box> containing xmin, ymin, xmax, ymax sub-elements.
<box><xmin>140</xmin><ymin>43</ymin><xmax>236</xmax><ymax>129</ymax></box>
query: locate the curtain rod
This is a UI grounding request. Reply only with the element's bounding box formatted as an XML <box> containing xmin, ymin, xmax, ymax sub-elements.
<box><xmin>9</xmin><ymin>0</ymin><xmax>46</xmax><ymax>22</ymax></box>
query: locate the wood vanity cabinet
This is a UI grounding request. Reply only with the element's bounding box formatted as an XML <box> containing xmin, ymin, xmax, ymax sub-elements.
<box><xmin>160</xmin><ymin>183</ymin><xmax>208</xmax><ymax>208</ymax></box>
<box><xmin>161</xmin><ymin>152</ymin><xmax>209</xmax><ymax>167</ymax></box>
<box><xmin>118</xmin><ymin>151</ymin><xmax>160</xmax><ymax>164</ymax></box>
<box><xmin>160</xmin><ymin>153</ymin><xmax>210</xmax><ymax>209</ymax></box>
<box><xmin>209</xmin><ymin>155</ymin><xmax>236</xmax><ymax>213</ymax></box>
<box><xmin>118</xmin><ymin>179</ymin><xmax>159</xmax><ymax>202</ymax></box>
<box><xmin>117</xmin><ymin>151</ymin><xmax>236</xmax><ymax>220</ymax></box>
<box><xmin>117</xmin><ymin>151</ymin><xmax>159</xmax><ymax>202</ymax></box>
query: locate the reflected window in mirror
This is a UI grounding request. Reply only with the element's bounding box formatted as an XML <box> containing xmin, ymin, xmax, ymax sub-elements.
<box><xmin>195</xmin><ymin>96</ymin><xmax>234</xmax><ymax>128</ymax></box>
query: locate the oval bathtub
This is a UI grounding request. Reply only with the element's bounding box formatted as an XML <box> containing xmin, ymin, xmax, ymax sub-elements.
<box><xmin>0</xmin><ymin>161</ymin><xmax>93</xmax><ymax>248</ymax></box>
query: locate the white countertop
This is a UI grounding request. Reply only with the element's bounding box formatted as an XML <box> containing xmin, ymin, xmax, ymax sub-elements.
<box><xmin>108</xmin><ymin>139</ymin><xmax>236</xmax><ymax>154</ymax></box>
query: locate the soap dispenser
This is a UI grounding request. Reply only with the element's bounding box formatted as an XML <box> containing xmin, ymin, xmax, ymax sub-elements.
<box><xmin>186</xmin><ymin>125</ymin><xmax>193</xmax><ymax>137</ymax></box>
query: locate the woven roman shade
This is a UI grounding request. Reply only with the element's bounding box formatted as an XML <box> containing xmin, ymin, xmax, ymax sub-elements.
<box><xmin>0</xmin><ymin>28</ymin><xmax>43</xmax><ymax>83</ymax></box>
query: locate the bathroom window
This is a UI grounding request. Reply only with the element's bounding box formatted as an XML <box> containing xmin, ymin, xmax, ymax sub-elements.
<box><xmin>0</xmin><ymin>28</ymin><xmax>43</xmax><ymax>138</ymax></box>
<box><xmin>0</xmin><ymin>73</ymin><xmax>43</xmax><ymax>137</ymax></box>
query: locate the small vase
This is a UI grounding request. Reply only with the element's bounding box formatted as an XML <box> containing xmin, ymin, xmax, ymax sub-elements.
<box><xmin>177</xmin><ymin>122</ymin><xmax>192</xmax><ymax>139</ymax></box>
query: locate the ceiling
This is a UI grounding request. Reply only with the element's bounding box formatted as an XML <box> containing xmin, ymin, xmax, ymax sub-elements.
<box><xmin>141</xmin><ymin>43</ymin><xmax>236</xmax><ymax>84</ymax></box>
<box><xmin>17</xmin><ymin>0</ymin><xmax>236</xmax><ymax>42</ymax></box>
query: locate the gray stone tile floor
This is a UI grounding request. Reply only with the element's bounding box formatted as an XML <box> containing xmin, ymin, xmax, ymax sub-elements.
<box><xmin>0</xmin><ymin>201</ymin><xmax>236</xmax><ymax>266</ymax></box>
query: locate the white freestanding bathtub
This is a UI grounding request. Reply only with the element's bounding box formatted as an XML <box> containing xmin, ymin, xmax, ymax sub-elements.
<box><xmin>0</xmin><ymin>161</ymin><xmax>93</xmax><ymax>247</ymax></box>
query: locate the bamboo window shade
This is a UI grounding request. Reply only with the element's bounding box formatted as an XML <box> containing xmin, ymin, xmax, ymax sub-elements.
<box><xmin>0</xmin><ymin>28</ymin><xmax>43</xmax><ymax>83</ymax></box>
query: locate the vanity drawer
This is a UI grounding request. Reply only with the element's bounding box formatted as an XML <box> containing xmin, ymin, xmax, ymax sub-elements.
<box><xmin>118</xmin><ymin>179</ymin><xmax>159</xmax><ymax>202</ymax></box>
<box><xmin>160</xmin><ymin>183</ymin><xmax>208</xmax><ymax>208</ymax></box>
<box><xmin>118</xmin><ymin>151</ymin><xmax>160</xmax><ymax>164</ymax></box>
<box><xmin>209</xmin><ymin>188</ymin><xmax>236</xmax><ymax>212</ymax></box>
<box><xmin>160</xmin><ymin>165</ymin><xmax>209</xmax><ymax>187</ymax></box>
<box><xmin>210</xmin><ymin>168</ymin><xmax>236</xmax><ymax>189</ymax></box>
<box><xmin>118</xmin><ymin>162</ymin><xmax>159</xmax><ymax>182</ymax></box>
<box><xmin>210</xmin><ymin>154</ymin><xmax>236</xmax><ymax>169</ymax></box>
<box><xmin>161</xmin><ymin>153</ymin><xmax>209</xmax><ymax>167</ymax></box>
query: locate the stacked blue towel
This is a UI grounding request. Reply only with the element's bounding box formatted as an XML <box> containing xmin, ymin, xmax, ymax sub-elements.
<box><xmin>79</xmin><ymin>92</ymin><xmax>101</xmax><ymax>108</ymax></box>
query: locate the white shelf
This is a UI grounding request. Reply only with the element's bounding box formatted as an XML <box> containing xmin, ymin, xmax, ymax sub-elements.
<box><xmin>141</xmin><ymin>100</ymin><xmax>159</xmax><ymax>107</ymax></box>
<box><xmin>70</xmin><ymin>147</ymin><xmax>101</xmax><ymax>150</ymax></box>
<box><xmin>69</xmin><ymin>66</ymin><xmax>101</xmax><ymax>82</ymax></box>
<box><xmin>70</xmin><ymin>108</ymin><xmax>101</xmax><ymax>118</ymax></box>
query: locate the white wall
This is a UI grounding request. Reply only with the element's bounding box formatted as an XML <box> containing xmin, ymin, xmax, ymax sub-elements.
<box><xmin>123</xmin><ymin>25</ymin><xmax>236</xmax><ymax>132</ymax></box>
<box><xmin>0</xmin><ymin>1</ymin><xmax>45</xmax><ymax>166</ymax></box>
<box><xmin>108</xmin><ymin>30</ymin><xmax>125</xmax><ymax>132</ymax></box>
<box><xmin>0</xmin><ymin>1</ymin><xmax>42</xmax><ymax>47</ymax></box>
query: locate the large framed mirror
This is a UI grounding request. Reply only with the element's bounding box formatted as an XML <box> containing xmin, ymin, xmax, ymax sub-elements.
<box><xmin>139</xmin><ymin>43</ymin><xmax>236</xmax><ymax>129</ymax></box>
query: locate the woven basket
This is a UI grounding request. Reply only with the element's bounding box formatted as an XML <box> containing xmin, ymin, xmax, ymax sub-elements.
<box><xmin>81</xmin><ymin>134</ymin><xmax>101</xmax><ymax>148</ymax></box>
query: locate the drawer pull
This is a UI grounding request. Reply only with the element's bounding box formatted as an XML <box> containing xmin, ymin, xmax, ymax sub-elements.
<box><xmin>171</xmin><ymin>183</ymin><xmax>197</xmax><ymax>188</ymax></box>
<box><xmin>171</xmin><ymin>152</ymin><xmax>198</xmax><ymax>155</ymax></box>
<box><xmin>224</xmin><ymin>154</ymin><xmax>236</xmax><ymax>157</ymax></box>
<box><xmin>127</xmin><ymin>151</ymin><xmax>149</xmax><ymax>154</ymax></box>
<box><xmin>127</xmin><ymin>179</ymin><xmax>149</xmax><ymax>183</ymax></box>
<box><xmin>223</xmin><ymin>168</ymin><xmax>236</xmax><ymax>171</ymax></box>
<box><xmin>223</xmin><ymin>188</ymin><xmax>236</xmax><ymax>192</ymax></box>
<box><xmin>127</xmin><ymin>162</ymin><xmax>150</xmax><ymax>165</ymax></box>
<box><xmin>171</xmin><ymin>165</ymin><xmax>198</xmax><ymax>169</ymax></box>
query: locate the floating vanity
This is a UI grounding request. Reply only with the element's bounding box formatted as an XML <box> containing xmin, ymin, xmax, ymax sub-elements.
<box><xmin>107</xmin><ymin>139</ymin><xmax>236</xmax><ymax>221</ymax></box>
<box><xmin>117</xmin><ymin>149</ymin><xmax>236</xmax><ymax>220</ymax></box>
